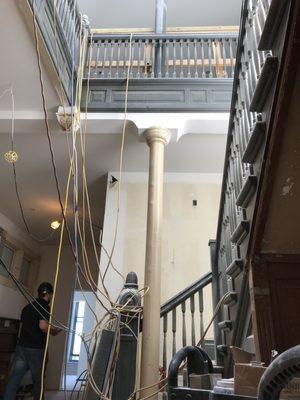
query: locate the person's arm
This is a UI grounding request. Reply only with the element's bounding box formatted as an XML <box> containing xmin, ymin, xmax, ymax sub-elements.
<box><xmin>39</xmin><ymin>320</ymin><xmax>61</xmax><ymax>336</ymax></box>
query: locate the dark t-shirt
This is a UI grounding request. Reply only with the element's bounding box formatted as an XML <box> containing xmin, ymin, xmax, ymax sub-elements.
<box><xmin>18</xmin><ymin>298</ymin><xmax>50</xmax><ymax>349</ymax></box>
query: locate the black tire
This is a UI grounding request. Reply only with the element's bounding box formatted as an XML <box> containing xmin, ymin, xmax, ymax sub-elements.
<box><xmin>258</xmin><ymin>345</ymin><xmax>300</xmax><ymax>400</ymax></box>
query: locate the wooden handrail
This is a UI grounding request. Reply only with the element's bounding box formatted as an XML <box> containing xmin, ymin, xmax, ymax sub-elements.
<box><xmin>160</xmin><ymin>272</ymin><xmax>212</xmax><ymax>317</ymax></box>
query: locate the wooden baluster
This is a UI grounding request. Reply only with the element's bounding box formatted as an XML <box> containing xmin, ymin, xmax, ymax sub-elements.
<box><xmin>181</xmin><ymin>301</ymin><xmax>187</xmax><ymax>347</ymax></box>
<box><xmin>244</xmin><ymin>42</ymin><xmax>254</xmax><ymax>97</ymax></box>
<box><xmin>201</xmin><ymin>39</ymin><xmax>205</xmax><ymax>78</ymax></box>
<box><xmin>172</xmin><ymin>40</ymin><xmax>177</xmax><ymax>78</ymax></box>
<box><xmin>236</xmin><ymin>113</ymin><xmax>247</xmax><ymax>180</ymax></box>
<box><xmin>231</xmin><ymin>142</ymin><xmax>240</xmax><ymax>199</ymax></box>
<box><xmin>257</xmin><ymin>1</ymin><xmax>267</xmax><ymax>40</ymax></box>
<box><xmin>187</xmin><ymin>39</ymin><xmax>191</xmax><ymax>78</ymax></box>
<box><xmin>172</xmin><ymin>308</ymin><xmax>177</xmax><ymax>357</ymax></box>
<box><xmin>143</xmin><ymin>39</ymin><xmax>148</xmax><ymax>78</ymax></box>
<box><xmin>130</xmin><ymin>40</ymin><xmax>134</xmax><ymax>78</ymax></box>
<box><xmin>247</xmin><ymin>1</ymin><xmax>262</xmax><ymax>75</ymax></box>
<box><xmin>252</xmin><ymin>0</ymin><xmax>265</xmax><ymax>68</ymax></box>
<box><xmin>158</xmin><ymin>39</ymin><xmax>163</xmax><ymax>78</ymax></box>
<box><xmin>208</xmin><ymin>40</ymin><xmax>213</xmax><ymax>78</ymax></box>
<box><xmin>115</xmin><ymin>40</ymin><xmax>121</xmax><ymax>78</ymax></box>
<box><xmin>228</xmin><ymin>38</ymin><xmax>235</xmax><ymax>78</ymax></box>
<box><xmin>215</xmin><ymin>39</ymin><xmax>221</xmax><ymax>78</ymax></box>
<box><xmin>242</xmin><ymin>64</ymin><xmax>254</xmax><ymax>131</ymax></box>
<box><xmin>151</xmin><ymin>40</ymin><xmax>155</xmax><ymax>78</ymax></box>
<box><xmin>194</xmin><ymin>39</ymin><xmax>198</xmax><ymax>78</ymax></box>
<box><xmin>94</xmin><ymin>40</ymin><xmax>100</xmax><ymax>78</ymax></box>
<box><xmin>102</xmin><ymin>40</ymin><xmax>108</xmax><ymax>78</ymax></box>
<box><xmin>136</xmin><ymin>39</ymin><xmax>141</xmax><ymax>79</ymax></box>
<box><xmin>233</xmin><ymin>125</ymin><xmax>243</xmax><ymax>193</ymax></box>
<box><xmin>199</xmin><ymin>289</ymin><xmax>204</xmax><ymax>338</ymax></box>
<box><xmin>108</xmin><ymin>41</ymin><xmax>114</xmax><ymax>78</ymax></box>
<box><xmin>238</xmin><ymin>101</ymin><xmax>247</xmax><ymax>156</ymax></box>
<box><xmin>165</xmin><ymin>40</ymin><xmax>169</xmax><ymax>78</ymax></box>
<box><xmin>163</xmin><ymin>314</ymin><xmax>168</xmax><ymax>377</ymax></box>
<box><xmin>179</xmin><ymin>39</ymin><xmax>183</xmax><ymax>78</ymax></box>
<box><xmin>190</xmin><ymin>295</ymin><xmax>196</xmax><ymax>346</ymax></box>
<box><xmin>221</xmin><ymin>38</ymin><xmax>228</xmax><ymax>78</ymax></box>
<box><xmin>123</xmin><ymin>40</ymin><xmax>128</xmax><ymax>78</ymax></box>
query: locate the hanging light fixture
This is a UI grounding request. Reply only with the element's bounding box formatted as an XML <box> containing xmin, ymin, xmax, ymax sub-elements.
<box><xmin>50</xmin><ymin>220</ymin><xmax>61</xmax><ymax>230</ymax></box>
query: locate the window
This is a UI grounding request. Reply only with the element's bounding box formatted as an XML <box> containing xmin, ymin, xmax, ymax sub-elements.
<box><xmin>69</xmin><ymin>301</ymin><xmax>85</xmax><ymax>362</ymax></box>
<box><xmin>19</xmin><ymin>257</ymin><xmax>31</xmax><ymax>286</ymax></box>
<box><xmin>0</xmin><ymin>244</ymin><xmax>14</xmax><ymax>278</ymax></box>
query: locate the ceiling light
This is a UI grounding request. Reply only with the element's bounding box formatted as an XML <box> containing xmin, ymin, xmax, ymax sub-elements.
<box><xmin>4</xmin><ymin>150</ymin><xmax>18</xmax><ymax>163</ymax></box>
<box><xmin>50</xmin><ymin>220</ymin><xmax>61</xmax><ymax>230</ymax></box>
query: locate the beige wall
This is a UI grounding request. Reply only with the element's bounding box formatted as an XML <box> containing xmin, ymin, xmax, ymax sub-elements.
<box><xmin>123</xmin><ymin>180</ymin><xmax>221</xmax><ymax>302</ymax></box>
<box><xmin>99</xmin><ymin>173</ymin><xmax>221</xmax><ymax>364</ymax></box>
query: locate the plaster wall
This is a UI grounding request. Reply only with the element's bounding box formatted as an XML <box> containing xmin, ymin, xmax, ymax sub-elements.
<box><xmin>98</xmin><ymin>173</ymin><xmax>221</xmax><ymax>363</ymax></box>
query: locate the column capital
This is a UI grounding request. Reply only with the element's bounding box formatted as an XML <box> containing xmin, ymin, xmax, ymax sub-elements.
<box><xmin>143</xmin><ymin>126</ymin><xmax>171</xmax><ymax>146</ymax></box>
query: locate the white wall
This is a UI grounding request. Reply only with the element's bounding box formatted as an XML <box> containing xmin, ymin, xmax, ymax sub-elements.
<box><xmin>0</xmin><ymin>211</ymin><xmax>40</xmax><ymax>319</ymax></box>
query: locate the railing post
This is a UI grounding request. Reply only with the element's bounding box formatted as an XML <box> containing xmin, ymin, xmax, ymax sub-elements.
<box><xmin>209</xmin><ymin>239</ymin><xmax>222</xmax><ymax>365</ymax></box>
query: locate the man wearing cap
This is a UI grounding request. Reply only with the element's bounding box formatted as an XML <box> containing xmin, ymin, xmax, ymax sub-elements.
<box><xmin>3</xmin><ymin>282</ymin><xmax>61</xmax><ymax>400</ymax></box>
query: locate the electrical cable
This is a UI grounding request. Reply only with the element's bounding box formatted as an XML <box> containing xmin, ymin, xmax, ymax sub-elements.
<box><xmin>29</xmin><ymin>3</ymin><xmax>159</xmax><ymax>398</ymax></box>
<box><xmin>102</xmin><ymin>33</ymin><xmax>133</xmax><ymax>283</ymax></box>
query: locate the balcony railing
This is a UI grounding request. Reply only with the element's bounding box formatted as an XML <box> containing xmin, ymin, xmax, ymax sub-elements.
<box><xmin>82</xmin><ymin>31</ymin><xmax>238</xmax><ymax>112</ymax></box>
<box><xmin>21</xmin><ymin>0</ymin><xmax>239</xmax><ymax>111</ymax></box>
<box><xmin>85</xmin><ymin>34</ymin><xmax>237</xmax><ymax>80</ymax></box>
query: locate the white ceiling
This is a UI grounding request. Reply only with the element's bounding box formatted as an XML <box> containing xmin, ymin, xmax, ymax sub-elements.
<box><xmin>78</xmin><ymin>0</ymin><xmax>243</xmax><ymax>29</ymax></box>
<box><xmin>0</xmin><ymin>0</ymin><xmax>230</xmax><ymax>242</ymax></box>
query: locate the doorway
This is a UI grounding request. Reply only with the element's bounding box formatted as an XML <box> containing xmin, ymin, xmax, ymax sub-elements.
<box><xmin>62</xmin><ymin>291</ymin><xmax>96</xmax><ymax>391</ymax></box>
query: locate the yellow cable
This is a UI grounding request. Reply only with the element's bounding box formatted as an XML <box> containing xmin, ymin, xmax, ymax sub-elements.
<box><xmin>39</xmin><ymin>166</ymin><xmax>72</xmax><ymax>400</ymax></box>
<box><xmin>103</xmin><ymin>33</ymin><xmax>133</xmax><ymax>282</ymax></box>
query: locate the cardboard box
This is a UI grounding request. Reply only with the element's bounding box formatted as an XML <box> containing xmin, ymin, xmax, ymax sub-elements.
<box><xmin>231</xmin><ymin>346</ymin><xmax>254</xmax><ymax>364</ymax></box>
<box><xmin>234</xmin><ymin>363</ymin><xmax>266</xmax><ymax>397</ymax></box>
<box><xmin>190</xmin><ymin>373</ymin><xmax>222</xmax><ymax>390</ymax></box>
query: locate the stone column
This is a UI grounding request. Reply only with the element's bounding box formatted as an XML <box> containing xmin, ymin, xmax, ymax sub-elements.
<box><xmin>140</xmin><ymin>127</ymin><xmax>170</xmax><ymax>399</ymax></box>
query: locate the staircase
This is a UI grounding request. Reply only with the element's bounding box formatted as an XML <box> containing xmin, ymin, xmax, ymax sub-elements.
<box><xmin>158</xmin><ymin>0</ymin><xmax>297</xmax><ymax>380</ymax></box>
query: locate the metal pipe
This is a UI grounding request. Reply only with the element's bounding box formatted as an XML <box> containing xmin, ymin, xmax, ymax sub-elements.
<box><xmin>155</xmin><ymin>0</ymin><xmax>167</xmax><ymax>34</ymax></box>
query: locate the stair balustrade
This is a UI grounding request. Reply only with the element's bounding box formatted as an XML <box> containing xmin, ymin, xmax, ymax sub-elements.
<box><xmin>159</xmin><ymin>272</ymin><xmax>215</xmax><ymax>379</ymax></box>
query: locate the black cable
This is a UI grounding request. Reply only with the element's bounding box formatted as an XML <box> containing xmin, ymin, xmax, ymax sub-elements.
<box><xmin>12</xmin><ymin>163</ymin><xmax>30</xmax><ymax>233</ymax></box>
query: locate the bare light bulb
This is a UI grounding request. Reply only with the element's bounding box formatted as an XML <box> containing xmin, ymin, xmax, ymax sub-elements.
<box><xmin>50</xmin><ymin>220</ymin><xmax>61</xmax><ymax>230</ymax></box>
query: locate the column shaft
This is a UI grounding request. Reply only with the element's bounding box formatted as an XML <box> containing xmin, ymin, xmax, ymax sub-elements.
<box><xmin>140</xmin><ymin>127</ymin><xmax>170</xmax><ymax>399</ymax></box>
